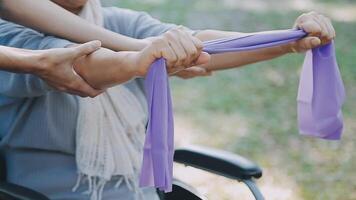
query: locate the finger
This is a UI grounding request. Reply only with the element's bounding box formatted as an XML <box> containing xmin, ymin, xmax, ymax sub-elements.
<box><xmin>298</xmin><ymin>36</ymin><xmax>321</xmax><ymax>50</ymax></box>
<box><xmin>45</xmin><ymin>79</ymin><xmax>88</xmax><ymax>97</ymax></box>
<box><xmin>167</xmin><ymin>38</ymin><xmax>188</xmax><ymax>67</ymax></box>
<box><xmin>179</xmin><ymin>31</ymin><xmax>200</xmax><ymax>67</ymax></box>
<box><xmin>328</xmin><ymin>17</ymin><xmax>336</xmax><ymax>38</ymax></box>
<box><xmin>167</xmin><ymin>66</ymin><xmax>185</xmax><ymax>74</ymax></box>
<box><xmin>190</xmin><ymin>35</ymin><xmax>204</xmax><ymax>51</ymax></box>
<box><xmin>71</xmin><ymin>40</ymin><xmax>102</xmax><ymax>59</ymax></box>
<box><xmin>174</xmin><ymin>67</ymin><xmax>212</xmax><ymax>79</ymax></box>
<box><xmin>161</xmin><ymin>42</ymin><xmax>178</xmax><ymax>69</ymax></box>
<box><xmin>187</xmin><ymin>33</ymin><xmax>205</xmax><ymax>66</ymax></box>
<box><xmin>193</xmin><ymin>52</ymin><xmax>211</xmax><ymax>66</ymax></box>
<box><xmin>299</xmin><ymin>20</ymin><xmax>322</xmax><ymax>36</ymax></box>
<box><xmin>70</xmin><ymin>71</ymin><xmax>104</xmax><ymax>97</ymax></box>
<box><xmin>311</xmin><ymin>15</ymin><xmax>328</xmax><ymax>38</ymax></box>
<box><xmin>319</xmin><ymin>15</ymin><xmax>333</xmax><ymax>39</ymax></box>
<box><xmin>323</xmin><ymin>16</ymin><xmax>335</xmax><ymax>40</ymax></box>
<box><xmin>184</xmin><ymin>67</ymin><xmax>212</xmax><ymax>76</ymax></box>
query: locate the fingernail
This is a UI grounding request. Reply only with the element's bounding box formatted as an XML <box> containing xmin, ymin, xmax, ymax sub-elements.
<box><xmin>312</xmin><ymin>38</ymin><xmax>320</xmax><ymax>46</ymax></box>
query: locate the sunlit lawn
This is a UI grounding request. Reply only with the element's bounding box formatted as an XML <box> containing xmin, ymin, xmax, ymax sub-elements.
<box><xmin>107</xmin><ymin>0</ymin><xmax>356</xmax><ymax>199</ymax></box>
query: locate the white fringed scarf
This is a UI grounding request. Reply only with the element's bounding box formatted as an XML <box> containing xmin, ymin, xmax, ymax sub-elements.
<box><xmin>73</xmin><ymin>1</ymin><xmax>147</xmax><ymax>199</ymax></box>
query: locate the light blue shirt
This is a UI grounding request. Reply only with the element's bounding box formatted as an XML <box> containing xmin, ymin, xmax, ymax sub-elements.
<box><xmin>0</xmin><ymin>7</ymin><xmax>176</xmax><ymax>200</ymax></box>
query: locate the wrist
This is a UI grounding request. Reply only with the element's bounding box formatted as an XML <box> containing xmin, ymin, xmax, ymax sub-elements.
<box><xmin>30</xmin><ymin>51</ymin><xmax>50</xmax><ymax>75</ymax></box>
<box><xmin>112</xmin><ymin>51</ymin><xmax>142</xmax><ymax>78</ymax></box>
<box><xmin>121</xmin><ymin>51</ymin><xmax>142</xmax><ymax>77</ymax></box>
<box><xmin>110</xmin><ymin>37</ymin><xmax>150</xmax><ymax>51</ymax></box>
<box><xmin>133</xmin><ymin>39</ymin><xmax>151</xmax><ymax>51</ymax></box>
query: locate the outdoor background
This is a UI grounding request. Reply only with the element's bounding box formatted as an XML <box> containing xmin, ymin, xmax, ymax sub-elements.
<box><xmin>102</xmin><ymin>0</ymin><xmax>355</xmax><ymax>199</ymax></box>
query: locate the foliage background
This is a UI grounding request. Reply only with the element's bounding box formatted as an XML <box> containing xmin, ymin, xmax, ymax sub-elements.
<box><xmin>102</xmin><ymin>0</ymin><xmax>356</xmax><ymax>199</ymax></box>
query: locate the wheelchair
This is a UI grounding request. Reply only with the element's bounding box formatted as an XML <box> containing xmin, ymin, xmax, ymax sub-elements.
<box><xmin>0</xmin><ymin>145</ymin><xmax>264</xmax><ymax>200</ymax></box>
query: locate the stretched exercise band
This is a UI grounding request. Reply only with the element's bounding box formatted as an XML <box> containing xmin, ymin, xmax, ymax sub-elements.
<box><xmin>139</xmin><ymin>29</ymin><xmax>345</xmax><ymax>192</ymax></box>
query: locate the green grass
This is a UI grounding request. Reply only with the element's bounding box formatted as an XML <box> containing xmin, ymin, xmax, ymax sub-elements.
<box><xmin>107</xmin><ymin>0</ymin><xmax>356</xmax><ymax>199</ymax></box>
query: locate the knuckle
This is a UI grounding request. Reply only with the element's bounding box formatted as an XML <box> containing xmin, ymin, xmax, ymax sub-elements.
<box><xmin>297</xmin><ymin>14</ymin><xmax>308</xmax><ymax>23</ymax></box>
<box><xmin>176</xmin><ymin>27</ymin><xmax>185</xmax><ymax>33</ymax></box>
<box><xmin>195</xmin><ymin>40</ymin><xmax>204</xmax><ymax>49</ymax></box>
<box><xmin>300</xmin><ymin>13</ymin><xmax>308</xmax><ymax>18</ymax></box>
<box><xmin>309</xmin><ymin>11</ymin><xmax>318</xmax><ymax>15</ymax></box>
<box><xmin>164</xmin><ymin>32</ymin><xmax>174</xmax><ymax>40</ymax></box>
<box><xmin>170</xmin><ymin>28</ymin><xmax>180</xmax><ymax>34</ymax></box>
<box><xmin>167</xmin><ymin>62</ymin><xmax>175</xmax><ymax>69</ymax></box>
<box><xmin>177</xmin><ymin>54</ymin><xmax>187</xmax><ymax>61</ymax></box>
<box><xmin>313</xmin><ymin>25</ymin><xmax>322</xmax><ymax>32</ymax></box>
<box><xmin>176</xmin><ymin>29</ymin><xmax>186</xmax><ymax>36</ymax></box>
<box><xmin>177</xmin><ymin>25</ymin><xmax>185</xmax><ymax>30</ymax></box>
<box><xmin>169</xmin><ymin>57</ymin><xmax>178</xmax><ymax>64</ymax></box>
<box><xmin>297</xmin><ymin>14</ymin><xmax>304</xmax><ymax>20</ymax></box>
<box><xmin>164</xmin><ymin>55</ymin><xmax>175</xmax><ymax>63</ymax></box>
<box><xmin>187</xmin><ymin>51</ymin><xmax>196</xmax><ymax>58</ymax></box>
<box><xmin>153</xmin><ymin>37</ymin><xmax>165</xmax><ymax>45</ymax></box>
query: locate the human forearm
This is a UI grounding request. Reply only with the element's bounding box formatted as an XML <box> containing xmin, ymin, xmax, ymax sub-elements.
<box><xmin>0</xmin><ymin>45</ymin><xmax>42</xmax><ymax>73</ymax></box>
<box><xmin>73</xmin><ymin>48</ymin><xmax>139</xmax><ymax>90</ymax></box>
<box><xmin>0</xmin><ymin>0</ymin><xmax>147</xmax><ymax>51</ymax></box>
<box><xmin>73</xmin><ymin>29</ymin><xmax>211</xmax><ymax>90</ymax></box>
<box><xmin>193</xmin><ymin>11</ymin><xmax>336</xmax><ymax>72</ymax></box>
<box><xmin>195</xmin><ymin>29</ymin><xmax>293</xmax><ymax>71</ymax></box>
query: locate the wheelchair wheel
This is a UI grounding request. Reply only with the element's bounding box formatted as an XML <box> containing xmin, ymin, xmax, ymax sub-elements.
<box><xmin>158</xmin><ymin>179</ymin><xmax>207</xmax><ymax>200</ymax></box>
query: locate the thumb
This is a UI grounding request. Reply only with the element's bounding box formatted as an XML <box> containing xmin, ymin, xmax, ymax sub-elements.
<box><xmin>71</xmin><ymin>40</ymin><xmax>102</xmax><ymax>59</ymax></box>
<box><xmin>298</xmin><ymin>36</ymin><xmax>321</xmax><ymax>50</ymax></box>
<box><xmin>193</xmin><ymin>52</ymin><xmax>211</xmax><ymax>66</ymax></box>
<box><xmin>185</xmin><ymin>66</ymin><xmax>212</xmax><ymax>76</ymax></box>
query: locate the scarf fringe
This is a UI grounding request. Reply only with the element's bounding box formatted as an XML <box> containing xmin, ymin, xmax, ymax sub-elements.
<box><xmin>76</xmin><ymin>1</ymin><xmax>148</xmax><ymax>199</ymax></box>
<box><xmin>72</xmin><ymin>173</ymin><xmax>145</xmax><ymax>200</ymax></box>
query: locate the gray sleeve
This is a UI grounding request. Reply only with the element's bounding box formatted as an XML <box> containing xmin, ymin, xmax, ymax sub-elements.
<box><xmin>102</xmin><ymin>7</ymin><xmax>196</xmax><ymax>91</ymax></box>
<box><xmin>102</xmin><ymin>7</ymin><xmax>180</xmax><ymax>39</ymax></box>
<box><xmin>0</xmin><ymin>19</ymin><xmax>72</xmax><ymax>98</ymax></box>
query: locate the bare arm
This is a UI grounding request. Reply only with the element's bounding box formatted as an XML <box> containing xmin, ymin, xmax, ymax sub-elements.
<box><xmin>0</xmin><ymin>0</ymin><xmax>299</xmax><ymax>68</ymax></box>
<box><xmin>0</xmin><ymin>0</ymin><xmax>147</xmax><ymax>51</ymax></box>
<box><xmin>194</xmin><ymin>29</ymin><xmax>293</xmax><ymax>71</ymax></box>
<box><xmin>186</xmin><ymin>11</ymin><xmax>335</xmax><ymax>72</ymax></box>
<box><xmin>0</xmin><ymin>42</ymin><xmax>104</xmax><ymax>97</ymax></box>
<box><xmin>73</xmin><ymin>31</ymin><xmax>210</xmax><ymax>90</ymax></box>
<box><xmin>0</xmin><ymin>45</ymin><xmax>42</xmax><ymax>73</ymax></box>
<box><xmin>0</xmin><ymin>2</ymin><xmax>335</xmax><ymax>78</ymax></box>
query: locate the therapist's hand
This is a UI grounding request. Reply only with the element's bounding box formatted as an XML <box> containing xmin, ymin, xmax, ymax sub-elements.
<box><xmin>34</xmin><ymin>41</ymin><xmax>103</xmax><ymax>97</ymax></box>
<box><xmin>289</xmin><ymin>11</ymin><xmax>336</xmax><ymax>53</ymax></box>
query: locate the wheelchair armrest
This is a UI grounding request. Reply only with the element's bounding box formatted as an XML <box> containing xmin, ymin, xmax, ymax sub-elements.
<box><xmin>0</xmin><ymin>182</ymin><xmax>49</xmax><ymax>200</ymax></box>
<box><xmin>174</xmin><ymin>145</ymin><xmax>262</xmax><ymax>180</ymax></box>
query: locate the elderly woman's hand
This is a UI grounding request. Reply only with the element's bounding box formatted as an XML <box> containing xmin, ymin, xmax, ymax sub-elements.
<box><xmin>289</xmin><ymin>11</ymin><xmax>336</xmax><ymax>53</ymax></box>
<box><xmin>134</xmin><ymin>26</ymin><xmax>211</xmax><ymax>76</ymax></box>
<box><xmin>34</xmin><ymin>40</ymin><xmax>103</xmax><ymax>97</ymax></box>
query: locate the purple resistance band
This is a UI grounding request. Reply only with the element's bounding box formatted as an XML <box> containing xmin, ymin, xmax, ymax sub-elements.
<box><xmin>139</xmin><ymin>29</ymin><xmax>345</xmax><ymax>192</ymax></box>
